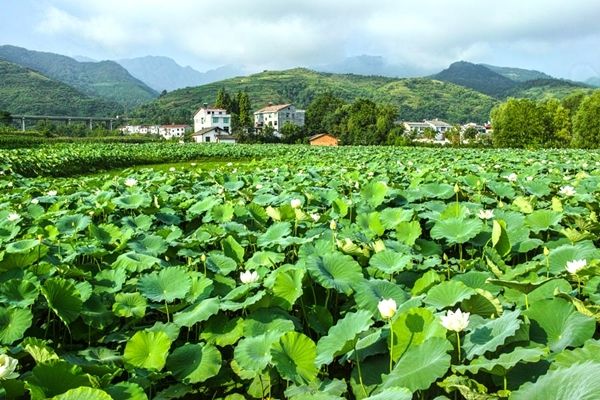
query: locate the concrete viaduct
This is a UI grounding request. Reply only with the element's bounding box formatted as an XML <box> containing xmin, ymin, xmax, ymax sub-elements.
<box><xmin>11</xmin><ymin>115</ymin><xmax>129</xmax><ymax>131</ymax></box>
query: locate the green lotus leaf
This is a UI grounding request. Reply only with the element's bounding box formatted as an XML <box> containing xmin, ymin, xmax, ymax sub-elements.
<box><xmin>128</xmin><ymin>234</ymin><xmax>168</xmax><ymax>256</ymax></box>
<box><xmin>411</xmin><ymin>270</ymin><xmax>443</xmax><ymax>296</ymax></box>
<box><xmin>268</xmin><ymin>264</ymin><xmax>305</xmax><ymax>310</ymax></box>
<box><xmin>430</xmin><ymin>218</ymin><xmax>483</xmax><ymax>244</ymax></box>
<box><xmin>462</xmin><ymin>310</ymin><xmax>522</xmax><ymax>360</ymax></box>
<box><xmin>41</xmin><ymin>278</ymin><xmax>83</xmax><ymax>325</ymax></box>
<box><xmin>391</xmin><ymin>307</ymin><xmax>447</xmax><ymax>363</ymax></box>
<box><xmin>106</xmin><ymin>382</ymin><xmax>148</xmax><ymax>400</ymax></box>
<box><xmin>354</xmin><ymin>279</ymin><xmax>409</xmax><ymax>318</ymax></box>
<box><xmin>453</xmin><ymin>346</ymin><xmax>548</xmax><ymax>375</ymax></box>
<box><xmin>173</xmin><ymin>297</ymin><xmax>220</xmax><ymax>328</ymax></box>
<box><xmin>306</xmin><ymin>252</ymin><xmax>364</xmax><ymax>295</ymax></box>
<box><xmin>525</xmin><ymin>209</ymin><xmax>562</xmax><ymax>233</ymax></box>
<box><xmin>0</xmin><ymin>278</ymin><xmax>39</xmax><ymax>307</ymax></box>
<box><xmin>26</xmin><ymin>360</ymin><xmax>96</xmax><ymax>399</ymax></box>
<box><xmin>369</xmin><ymin>250</ymin><xmax>412</xmax><ymax>275</ymax></box>
<box><xmin>113</xmin><ymin>292</ymin><xmax>147</xmax><ymax>319</ymax></box>
<box><xmin>364</xmin><ymin>388</ymin><xmax>412</xmax><ymax>400</ymax></box>
<box><xmin>511</xmin><ymin>361</ymin><xmax>600</xmax><ymax>400</ymax></box>
<box><xmin>243</xmin><ymin>308</ymin><xmax>296</xmax><ymax>337</ymax></box>
<box><xmin>206</xmin><ymin>253</ymin><xmax>237</xmax><ymax>275</ymax></box>
<box><xmin>233</xmin><ymin>332</ymin><xmax>281</xmax><ymax>379</ymax></box>
<box><xmin>525</xmin><ymin>298</ymin><xmax>596</xmax><ymax>353</ymax></box>
<box><xmin>381</xmin><ymin>337</ymin><xmax>452</xmax><ymax>392</ymax></box>
<box><xmin>186</xmin><ymin>196</ymin><xmax>220</xmax><ymax>219</ymax></box>
<box><xmin>138</xmin><ymin>267</ymin><xmax>191</xmax><ymax>303</ymax></box>
<box><xmin>6</xmin><ymin>238</ymin><xmax>40</xmax><ymax>253</ymax></box>
<box><xmin>424</xmin><ymin>280</ymin><xmax>476</xmax><ymax>309</ymax></box>
<box><xmin>396</xmin><ymin>221</ymin><xmax>422</xmax><ymax>246</ymax></box>
<box><xmin>379</xmin><ymin>208</ymin><xmax>413</xmax><ymax>230</ymax></box>
<box><xmin>257</xmin><ymin>222</ymin><xmax>292</xmax><ymax>248</ymax></box>
<box><xmin>112</xmin><ymin>193</ymin><xmax>151</xmax><ymax>209</ymax></box>
<box><xmin>0</xmin><ymin>307</ymin><xmax>32</xmax><ymax>344</ymax></box>
<box><xmin>460</xmin><ymin>288</ymin><xmax>503</xmax><ymax>318</ymax></box>
<box><xmin>284</xmin><ymin>378</ymin><xmax>348</xmax><ymax>399</ymax></box>
<box><xmin>112</xmin><ymin>251</ymin><xmax>162</xmax><ymax>273</ymax></box>
<box><xmin>22</xmin><ymin>337</ymin><xmax>59</xmax><ymax>364</ymax></box>
<box><xmin>221</xmin><ymin>235</ymin><xmax>245</xmax><ymax>264</ymax></box>
<box><xmin>271</xmin><ymin>331</ymin><xmax>318</xmax><ymax>385</ymax></box>
<box><xmin>201</xmin><ymin>315</ymin><xmax>244</xmax><ymax>347</ymax></box>
<box><xmin>552</xmin><ymin>339</ymin><xmax>600</xmax><ymax>369</ymax></box>
<box><xmin>94</xmin><ymin>268</ymin><xmax>127</xmax><ymax>294</ymax></box>
<box><xmin>167</xmin><ymin>343</ymin><xmax>222</xmax><ymax>384</ymax></box>
<box><xmin>50</xmin><ymin>388</ymin><xmax>112</xmax><ymax>400</ymax></box>
<box><xmin>55</xmin><ymin>214</ymin><xmax>91</xmax><ymax>236</ymax></box>
<box><xmin>548</xmin><ymin>241</ymin><xmax>599</xmax><ymax>274</ymax></box>
<box><xmin>361</xmin><ymin>181</ymin><xmax>388</xmax><ymax>208</ymax></box>
<box><xmin>492</xmin><ymin>219</ymin><xmax>511</xmax><ymax>257</ymax></box>
<box><xmin>123</xmin><ymin>330</ymin><xmax>172</xmax><ymax>371</ymax></box>
<box><xmin>419</xmin><ymin>183</ymin><xmax>456</xmax><ymax>200</ymax></box>
<box><xmin>210</xmin><ymin>203</ymin><xmax>235</xmax><ymax>223</ymax></box>
<box><xmin>316</xmin><ymin>310</ymin><xmax>373</xmax><ymax>366</ymax></box>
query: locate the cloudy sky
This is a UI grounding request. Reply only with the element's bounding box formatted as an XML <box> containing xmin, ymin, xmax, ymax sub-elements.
<box><xmin>2</xmin><ymin>0</ymin><xmax>600</xmax><ymax>80</ymax></box>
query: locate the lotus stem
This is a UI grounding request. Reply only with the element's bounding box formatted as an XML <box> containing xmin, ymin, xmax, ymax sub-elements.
<box><xmin>165</xmin><ymin>301</ymin><xmax>170</xmax><ymax>323</ymax></box>
<box><xmin>524</xmin><ymin>294</ymin><xmax>529</xmax><ymax>310</ymax></box>
<box><xmin>354</xmin><ymin>341</ymin><xmax>368</xmax><ymax>398</ymax></box>
<box><xmin>456</xmin><ymin>332</ymin><xmax>461</xmax><ymax>363</ymax></box>
<box><xmin>389</xmin><ymin>319</ymin><xmax>394</xmax><ymax>373</ymax></box>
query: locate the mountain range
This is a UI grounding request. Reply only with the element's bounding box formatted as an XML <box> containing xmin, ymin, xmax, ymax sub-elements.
<box><xmin>0</xmin><ymin>45</ymin><xmax>597</xmax><ymax>122</ymax></box>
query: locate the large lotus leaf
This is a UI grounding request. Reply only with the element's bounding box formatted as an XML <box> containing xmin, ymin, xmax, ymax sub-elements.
<box><xmin>419</xmin><ymin>183</ymin><xmax>455</xmax><ymax>200</ymax></box>
<box><xmin>0</xmin><ymin>307</ymin><xmax>32</xmax><ymax>344</ymax></box>
<box><xmin>6</xmin><ymin>239</ymin><xmax>41</xmax><ymax>254</ymax></box>
<box><xmin>361</xmin><ymin>181</ymin><xmax>388</xmax><ymax>208</ymax></box>
<box><xmin>123</xmin><ymin>330</ymin><xmax>172</xmax><ymax>371</ymax></box>
<box><xmin>284</xmin><ymin>378</ymin><xmax>348</xmax><ymax>399</ymax></box>
<box><xmin>50</xmin><ymin>388</ymin><xmax>112</xmax><ymax>400</ymax></box>
<box><xmin>106</xmin><ymin>382</ymin><xmax>148</xmax><ymax>400</ymax></box>
<box><xmin>111</xmin><ymin>252</ymin><xmax>162</xmax><ymax>273</ymax></box>
<box><xmin>81</xmin><ymin>294</ymin><xmax>114</xmax><ymax>329</ymax></box>
<box><xmin>243</xmin><ymin>308</ymin><xmax>296</xmax><ymax>337</ymax></box>
<box><xmin>186</xmin><ymin>196</ymin><xmax>220</xmax><ymax>219</ymax></box>
<box><xmin>525</xmin><ymin>210</ymin><xmax>562</xmax><ymax>233</ymax></box>
<box><xmin>430</xmin><ymin>218</ymin><xmax>483</xmax><ymax>244</ymax></box>
<box><xmin>411</xmin><ymin>270</ymin><xmax>443</xmax><ymax>295</ymax></box>
<box><xmin>220</xmin><ymin>289</ymin><xmax>266</xmax><ymax>311</ymax></box>
<box><xmin>210</xmin><ymin>203</ymin><xmax>234</xmax><ymax>223</ymax></box>
<box><xmin>112</xmin><ymin>292</ymin><xmax>147</xmax><ymax>319</ymax></box>
<box><xmin>462</xmin><ymin>310</ymin><xmax>522</xmax><ymax>360</ymax></box>
<box><xmin>112</xmin><ymin>193</ymin><xmax>151</xmax><ymax>209</ymax></box>
<box><xmin>364</xmin><ymin>388</ymin><xmax>412</xmax><ymax>400</ymax></box>
<box><xmin>173</xmin><ymin>297</ymin><xmax>220</xmax><ymax>328</ymax></box>
<box><xmin>271</xmin><ymin>331</ymin><xmax>318</xmax><ymax>385</ymax></box>
<box><xmin>257</xmin><ymin>222</ymin><xmax>292</xmax><ymax>248</ymax></box>
<box><xmin>379</xmin><ymin>208</ymin><xmax>413</xmax><ymax>230</ymax></box>
<box><xmin>1</xmin><ymin>239</ymin><xmax>48</xmax><ymax>270</ymax></box>
<box><xmin>391</xmin><ymin>307</ymin><xmax>447</xmax><ymax>362</ymax></box>
<box><xmin>41</xmin><ymin>278</ymin><xmax>82</xmax><ymax>325</ymax></box>
<box><xmin>55</xmin><ymin>214</ymin><xmax>91</xmax><ymax>236</ymax></box>
<box><xmin>425</xmin><ymin>280</ymin><xmax>476</xmax><ymax>309</ymax></box>
<box><xmin>245</xmin><ymin>251</ymin><xmax>285</xmax><ymax>269</ymax></box>
<box><xmin>316</xmin><ymin>310</ymin><xmax>373</xmax><ymax>366</ymax></box>
<box><xmin>460</xmin><ymin>289</ymin><xmax>503</xmax><ymax>318</ymax></box>
<box><xmin>166</xmin><ymin>343</ymin><xmax>221</xmax><ymax>384</ymax></box>
<box><xmin>306</xmin><ymin>253</ymin><xmax>364</xmax><ymax>295</ymax></box>
<box><xmin>354</xmin><ymin>279</ymin><xmax>409</xmax><ymax>318</ymax></box>
<box><xmin>396</xmin><ymin>221</ymin><xmax>422</xmax><ymax>246</ymax></box>
<box><xmin>0</xmin><ymin>278</ymin><xmax>39</xmax><ymax>307</ymax></box>
<box><xmin>128</xmin><ymin>234</ymin><xmax>168</xmax><ymax>256</ymax></box>
<box><xmin>138</xmin><ymin>267</ymin><xmax>191</xmax><ymax>303</ymax></box>
<box><xmin>552</xmin><ymin>339</ymin><xmax>600</xmax><ymax>369</ymax></box>
<box><xmin>206</xmin><ymin>253</ymin><xmax>237</xmax><ymax>275</ymax></box>
<box><xmin>350</xmin><ymin>355</ymin><xmax>389</xmax><ymax>399</ymax></box>
<box><xmin>233</xmin><ymin>332</ymin><xmax>281</xmax><ymax>379</ymax></box>
<box><xmin>454</xmin><ymin>346</ymin><xmax>548</xmax><ymax>376</ymax></box>
<box><xmin>524</xmin><ymin>299</ymin><xmax>596</xmax><ymax>353</ymax></box>
<box><xmin>221</xmin><ymin>235</ymin><xmax>244</xmax><ymax>264</ymax></box>
<box><xmin>22</xmin><ymin>337</ymin><xmax>59</xmax><ymax>364</ymax></box>
<box><xmin>268</xmin><ymin>265</ymin><xmax>305</xmax><ymax>310</ymax></box>
<box><xmin>511</xmin><ymin>361</ymin><xmax>600</xmax><ymax>400</ymax></box>
<box><xmin>26</xmin><ymin>360</ymin><xmax>96</xmax><ymax>399</ymax></box>
<box><xmin>381</xmin><ymin>337</ymin><xmax>452</xmax><ymax>392</ymax></box>
<box><xmin>369</xmin><ymin>250</ymin><xmax>412</xmax><ymax>275</ymax></box>
<box><xmin>201</xmin><ymin>315</ymin><xmax>244</xmax><ymax>347</ymax></box>
<box><xmin>548</xmin><ymin>241</ymin><xmax>599</xmax><ymax>274</ymax></box>
<box><xmin>94</xmin><ymin>268</ymin><xmax>127</xmax><ymax>294</ymax></box>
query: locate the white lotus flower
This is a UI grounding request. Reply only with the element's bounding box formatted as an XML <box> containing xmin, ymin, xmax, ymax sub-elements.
<box><xmin>478</xmin><ymin>209</ymin><xmax>494</xmax><ymax>220</ymax></box>
<box><xmin>169</xmin><ymin>167</ymin><xmax>176</xmax><ymax>172</ymax></box>
<box><xmin>47</xmin><ymin>190</ymin><xmax>57</xmax><ymax>196</ymax></box>
<box><xmin>190</xmin><ymin>163</ymin><xmax>197</xmax><ymax>166</ymax></box>
<box><xmin>7</xmin><ymin>182</ymin><xmax>12</xmax><ymax>188</ymax></box>
<box><xmin>227</xmin><ymin>162</ymin><xmax>233</xmax><ymax>167</ymax></box>
<box><xmin>124</xmin><ymin>178</ymin><xmax>137</xmax><ymax>187</ymax></box>
<box><xmin>290</xmin><ymin>199</ymin><xmax>302</xmax><ymax>209</ymax></box>
<box><xmin>7</xmin><ymin>212</ymin><xmax>20</xmax><ymax>222</ymax></box>
<box><xmin>526</xmin><ymin>176</ymin><xmax>534</xmax><ymax>182</ymax></box>
<box><xmin>377</xmin><ymin>298</ymin><xmax>397</xmax><ymax>319</ymax></box>
<box><xmin>0</xmin><ymin>354</ymin><xmax>18</xmax><ymax>380</ymax></box>
<box><xmin>440</xmin><ymin>309</ymin><xmax>470</xmax><ymax>332</ymax></box>
<box><xmin>310</xmin><ymin>213</ymin><xmax>320</xmax><ymax>222</ymax></box>
<box><xmin>559</xmin><ymin>185</ymin><xmax>576</xmax><ymax>197</ymax></box>
<box><xmin>330</xmin><ymin>220</ymin><xmax>337</xmax><ymax>230</ymax></box>
<box><xmin>31</xmin><ymin>198</ymin><xmax>39</xmax><ymax>205</ymax></box>
<box><xmin>506</xmin><ymin>173</ymin><xmax>518</xmax><ymax>182</ymax></box>
<box><xmin>566</xmin><ymin>259</ymin><xmax>587</xmax><ymax>274</ymax></box>
<box><xmin>240</xmin><ymin>270</ymin><xmax>259</xmax><ymax>284</ymax></box>
<box><xmin>255</xmin><ymin>184</ymin><xmax>263</xmax><ymax>190</ymax></box>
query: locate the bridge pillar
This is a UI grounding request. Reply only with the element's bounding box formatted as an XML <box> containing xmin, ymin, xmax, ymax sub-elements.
<box><xmin>89</xmin><ymin>119</ymin><xmax>93</xmax><ymax>130</ymax></box>
<box><xmin>109</xmin><ymin>119</ymin><xmax>113</xmax><ymax>131</ymax></box>
<box><xmin>21</xmin><ymin>117</ymin><xmax>25</xmax><ymax>132</ymax></box>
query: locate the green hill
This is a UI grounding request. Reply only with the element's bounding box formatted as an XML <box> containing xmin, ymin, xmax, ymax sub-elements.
<box><xmin>132</xmin><ymin>68</ymin><xmax>498</xmax><ymax>123</ymax></box>
<box><xmin>481</xmin><ymin>64</ymin><xmax>553</xmax><ymax>82</ymax></box>
<box><xmin>431</xmin><ymin>61</ymin><xmax>518</xmax><ymax>97</ymax></box>
<box><xmin>0</xmin><ymin>45</ymin><xmax>157</xmax><ymax>107</ymax></box>
<box><xmin>508</xmin><ymin>79</ymin><xmax>594</xmax><ymax>100</ymax></box>
<box><xmin>0</xmin><ymin>60</ymin><xmax>122</xmax><ymax>116</ymax></box>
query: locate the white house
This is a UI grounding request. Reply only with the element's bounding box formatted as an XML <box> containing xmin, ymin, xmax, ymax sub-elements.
<box><xmin>159</xmin><ymin>125</ymin><xmax>189</xmax><ymax>140</ymax></box>
<box><xmin>254</xmin><ymin>104</ymin><xmax>305</xmax><ymax>134</ymax></box>
<box><xmin>192</xmin><ymin>127</ymin><xmax>236</xmax><ymax>144</ymax></box>
<box><xmin>194</xmin><ymin>104</ymin><xmax>231</xmax><ymax>133</ymax></box>
<box><xmin>402</xmin><ymin>119</ymin><xmax>453</xmax><ymax>140</ymax></box>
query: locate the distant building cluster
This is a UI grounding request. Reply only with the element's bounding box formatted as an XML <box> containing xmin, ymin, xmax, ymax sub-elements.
<box><xmin>120</xmin><ymin>124</ymin><xmax>190</xmax><ymax>140</ymax></box>
<box><xmin>401</xmin><ymin>118</ymin><xmax>491</xmax><ymax>142</ymax></box>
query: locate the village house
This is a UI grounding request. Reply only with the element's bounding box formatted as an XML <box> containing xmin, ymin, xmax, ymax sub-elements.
<box><xmin>401</xmin><ymin>118</ymin><xmax>453</xmax><ymax>140</ymax></box>
<box><xmin>192</xmin><ymin>127</ymin><xmax>237</xmax><ymax>144</ymax></box>
<box><xmin>193</xmin><ymin>104</ymin><xmax>231</xmax><ymax>135</ymax></box>
<box><xmin>159</xmin><ymin>124</ymin><xmax>189</xmax><ymax>140</ymax></box>
<box><xmin>254</xmin><ymin>104</ymin><xmax>305</xmax><ymax>134</ymax></box>
<box><xmin>309</xmin><ymin>133</ymin><xmax>338</xmax><ymax>146</ymax></box>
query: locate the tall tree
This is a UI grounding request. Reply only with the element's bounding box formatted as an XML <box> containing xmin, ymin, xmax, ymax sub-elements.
<box><xmin>572</xmin><ymin>92</ymin><xmax>600</xmax><ymax>148</ymax></box>
<box><xmin>215</xmin><ymin>87</ymin><xmax>232</xmax><ymax>110</ymax></box>
<box><xmin>237</xmin><ymin>92</ymin><xmax>253</xmax><ymax>133</ymax></box>
<box><xmin>491</xmin><ymin>98</ymin><xmax>545</xmax><ymax>148</ymax></box>
<box><xmin>305</xmin><ymin>92</ymin><xmax>346</xmax><ymax>134</ymax></box>
<box><xmin>541</xmin><ymin>99</ymin><xmax>571</xmax><ymax>148</ymax></box>
<box><xmin>0</xmin><ymin>110</ymin><xmax>11</xmax><ymax>126</ymax></box>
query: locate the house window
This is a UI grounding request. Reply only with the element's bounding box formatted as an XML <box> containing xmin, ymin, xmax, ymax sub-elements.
<box><xmin>212</xmin><ymin>117</ymin><xmax>219</xmax><ymax>123</ymax></box>
<box><xmin>205</xmin><ymin>136</ymin><xmax>211</xmax><ymax>142</ymax></box>
<box><xmin>223</xmin><ymin>117</ymin><xmax>230</xmax><ymax>124</ymax></box>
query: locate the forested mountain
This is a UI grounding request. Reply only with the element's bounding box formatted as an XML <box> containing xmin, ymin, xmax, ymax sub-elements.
<box><xmin>0</xmin><ymin>60</ymin><xmax>122</xmax><ymax>116</ymax></box>
<box><xmin>431</xmin><ymin>61</ymin><xmax>519</xmax><ymax>97</ymax></box>
<box><xmin>131</xmin><ymin>68</ymin><xmax>498</xmax><ymax>124</ymax></box>
<box><xmin>0</xmin><ymin>45</ymin><xmax>157</xmax><ymax>107</ymax></box>
<box><xmin>117</xmin><ymin>56</ymin><xmax>246</xmax><ymax>92</ymax></box>
<box><xmin>481</xmin><ymin>64</ymin><xmax>554</xmax><ymax>82</ymax></box>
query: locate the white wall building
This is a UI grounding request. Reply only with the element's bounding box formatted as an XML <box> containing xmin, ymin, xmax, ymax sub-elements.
<box><xmin>192</xmin><ymin>127</ymin><xmax>236</xmax><ymax>144</ymax></box>
<box><xmin>194</xmin><ymin>104</ymin><xmax>231</xmax><ymax>133</ymax></box>
<box><xmin>159</xmin><ymin>125</ymin><xmax>189</xmax><ymax>140</ymax></box>
<box><xmin>254</xmin><ymin>104</ymin><xmax>305</xmax><ymax>134</ymax></box>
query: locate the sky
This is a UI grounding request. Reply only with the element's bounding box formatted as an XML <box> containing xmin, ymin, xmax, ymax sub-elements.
<box><xmin>1</xmin><ymin>0</ymin><xmax>600</xmax><ymax>80</ymax></box>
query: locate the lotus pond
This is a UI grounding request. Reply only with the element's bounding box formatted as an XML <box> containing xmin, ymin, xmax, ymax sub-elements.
<box><xmin>0</xmin><ymin>144</ymin><xmax>599</xmax><ymax>399</ymax></box>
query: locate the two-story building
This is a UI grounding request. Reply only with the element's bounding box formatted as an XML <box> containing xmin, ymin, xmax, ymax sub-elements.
<box><xmin>254</xmin><ymin>104</ymin><xmax>305</xmax><ymax>134</ymax></box>
<box><xmin>159</xmin><ymin>125</ymin><xmax>189</xmax><ymax>140</ymax></box>
<box><xmin>193</xmin><ymin>104</ymin><xmax>231</xmax><ymax>133</ymax></box>
<box><xmin>402</xmin><ymin>119</ymin><xmax>453</xmax><ymax>139</ymax></box>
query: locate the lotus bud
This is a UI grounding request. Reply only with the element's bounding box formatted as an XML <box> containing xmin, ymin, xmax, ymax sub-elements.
<box><xmin>330</xmin><ymin>220</ymin><xmax>337</xmax><ymax>230</ymax></box>
<box><xmin>454</xmin><ymin>183</ymin><xmax>460</xmax><ymax>193</ymax></box>
<box><xmin>200</xmin><ymin>254</ymin><xmax>206</xmax><ymax>263</ymax></box>
<box><xmin>543</xmin><ymin>247</ymin><xmax>550</xmax><ymax>257</ymax></box>
<box><xmin>290</xmin><ymin>199</ymin><xmax>302</xmax><ymax>209</ymax></box>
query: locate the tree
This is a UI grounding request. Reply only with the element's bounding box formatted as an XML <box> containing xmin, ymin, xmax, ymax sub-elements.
<box><xmin>305</xmin><ymin>92</ymin><xmax>346</xmax><ymax>134</ymax></box>
<box><xmin>422</xmin><ymin>127</ymin><xmax>437</xmax><ymax>140</ymax></box>
<box><xmin>445</xmin><ymin>125</ymin><xmax>463</xmax><ymax>146</ymax></box>
<box><xmin>541</xmin><ymin>99</ymin><xmax>571</xmax><ymax>148</ymax></box>
<box><xmin>463</xmin><ymin>126</ymin><xmax>479</xmax><ymax>141</ymax></box>
<box><xmin>491</xmin><ymin>98</ymin><xmax>545</xmax><ymax>148</ymax></box>
<box><xmin>215</xmin><ymin>88</ymin><xmax>232</xmax><ymax>110</ymax></box>
<box><xmin>0</xmin><ymin>110</ymin><xmax>11</xmax><ymax>126</ymax></box>
<box><xmin>572</xmin><ymin>91</ymin><xmax>600</xmax><ymax>148</ymax></box>
<box><xmin>280</xmin><ymin>122</ymin><xmax>306</xmax><ymax>144</ymax></box>
<box><xmin>237</xmin><ymin>91</ymin><xmax>253</xmax><ymax>134</ymax></box>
